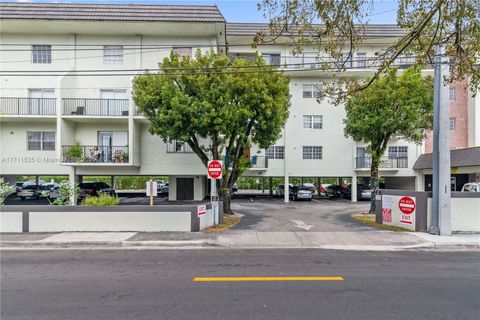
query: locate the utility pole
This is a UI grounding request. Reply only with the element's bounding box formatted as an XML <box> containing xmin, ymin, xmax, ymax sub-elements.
<box><xmin>430</xmin><ymin>45</ymin><xmax>452</xmax><ymax>236</ymax></box>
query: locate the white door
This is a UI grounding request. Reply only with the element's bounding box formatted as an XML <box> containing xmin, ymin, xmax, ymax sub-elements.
<box><xmin>28</xmin><ymin>89</ymin><xmax>54</xmax><ymax>115</ymax></box>
<box><xmin>100</xmin><ymin>90</ymin><xmax>127</xmax><ymax>116</ymax></box>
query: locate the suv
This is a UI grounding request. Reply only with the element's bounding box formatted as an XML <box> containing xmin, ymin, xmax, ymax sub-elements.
<box><xmin>79</xmin><ymin>182</ymin><xmax>115</xmax><ymax>198</ymax></box>
<box><xmin>275</xmin><ymin>184</ymin><xmax>293</xmax><ymax>197</ymax></box>
<box><xmin>325</xmin><ymin>185</ymin><xmax>346</xmax><ymax>199</ymax></box>
<box><xmin>344</xmin><ymin>184</ymin><xmax>373</xmax><ymax>201</ymax></box>
<box><xmin>461</xmin><ymin>182</ymin><xmax>480</xmax><ymax>192</ymax></box>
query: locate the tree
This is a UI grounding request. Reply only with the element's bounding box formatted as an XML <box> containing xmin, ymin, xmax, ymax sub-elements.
<box><xmin>0</xmin><ymin>178</ymin><xmax>15</xmax><ymax>205</ymax></box>
<box><xmin>256</xmin><ymin>0</ymin><xmax>479</xmax><ymax>98</ymax></box>
<box><xmin>344</xmin><ymin>67</ymin><xmax>433</xmax><ymax>213</ymax></box>
<box><xmin>132</xmin><ymin>50</ymin><xmax>290</xmax><ymax>214</ymax></box>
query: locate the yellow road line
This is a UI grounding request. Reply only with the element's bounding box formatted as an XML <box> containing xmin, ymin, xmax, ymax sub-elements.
<box><xmin>193</xmin><ymin>276</ymin><xmax>344</xmax><ymax>282</ymax></box>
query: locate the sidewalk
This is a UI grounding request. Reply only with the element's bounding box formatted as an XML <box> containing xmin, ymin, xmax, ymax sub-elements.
<box><xmin>1</xmin><ymin>231</ymin><xmax>479</xmax><ymax>251</ymax></box>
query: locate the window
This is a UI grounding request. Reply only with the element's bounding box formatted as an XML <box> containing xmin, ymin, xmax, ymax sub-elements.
<box><xmin>32</xmin><ymin>45</ymin><xmax>51</xmax><ymax>64</ymax></box>
<box><xmin>398</xmin><ymin>56</ymin><xmax>416</xmax><ymax>69</ymax></box>
<box><xmin>388</xmin><ymin>146</ymin><xmax>408</xmax><ymax>159</ymax></box>
<box><xmin>265</xmin><ymin>146</ymin><xmax>284</xmax><ymax>159</ymax></box>
<box><xmin>449</xmin><ymin>86</ymin><xmax>456</xmax><ymax>101</ymax></box>
<box><xmin>27</xmin><ymin>132</ymin><xmax>55</xmax><ymax>151</ymax></box>
<box><xmin>356</xmin><ymin>52</ymin><xmax>367</xmax><ymax>68</ymax></box>
<box><xmin>262</xmin><ymin>54</ymin><xmax>281</xmax><ymax>66</ymax></box>
<box><xmin>172</xmin><ymin>47</ymin><xmax>192</xmax><ymax>58</ymax></box>
<box><xmin>103</xmin><ymin>46</ymin><xmax>124</xmax><ymax>64</ymax></box>
<box><xmin>303</xmin><ymin>115</ymin><xmax>323</xmax><ymax>129</ymax></box>
<box><xmin>303</xmin><ymin>146</ymin><xmax>322</xmax><ymax>159</ymax></box>
<box><xmin>450</xmin><ymin>117</ymin><xmax>456</xmax><ymax>131</ymax></box>
<box><xmin>166</xmin><ymin>140</ymin><xmax>193</xmax><ymax>153</ymax></box>
<box><xmin>302</xmin><ymin>84</ymin><xmax>322</xmax><ymax>98</ymax></box>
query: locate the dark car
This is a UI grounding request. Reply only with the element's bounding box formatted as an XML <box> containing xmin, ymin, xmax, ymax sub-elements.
<box><xmin>79</xmin><ymin>182</ymin><xmax>115</xmax><ymax>198</ymax></box>
<box><xmin>325</xmin><ymin>185</ymin><xmax>346</xmax><ymax>199</ymax></box>
<box><xmin>290</xmin><ymin>185</ymin><xmax>313</xmax><ymax>201</ymax></box>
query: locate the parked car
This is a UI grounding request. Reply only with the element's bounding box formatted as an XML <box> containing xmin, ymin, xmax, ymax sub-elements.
<box><xmin>343</xmin><ymin>184</ymin><xmax>373</xmax><ymax>201</ymax></box>
<box><xmin>15</xmin><ymin>182</ymin><xmax>24</xmax><ymax>194</ymax></box>
<box><xmin>461</xmin><ymin>182</ymin><xmax>480</xmax><ymax>192</ymax></box>
<box><xmin>232</xmin><ymin>183</ymin><xmax>238</xmax><ymax>193</ymax></box>
<box><xmin>34</xmin><ymin>183</ymin><xmax>60</xmax><ymax>199</ymax></box>
<box><xmin>17</xmin><ymin>183</ymin><xmax>39</xmax><ymax>200</ymax></box>
<box><xmin>48</xmin><ymin>185</ymin><xmax>61</xmax><ymax>200</ymax></box>
<box><xmin>157</xmin><ymin>182</ymin><xmax>169</xmax><ymax>194</ymax></box>
<box><xmin>79</xmin><ymin>182</ymin><xmax>115</xmax><ymax>198</ymax></box>
<box><xmin>275</xmin><ymin>184</ymin><xmax>293</xmax><ymax>197</ymax></box>
<box><xmin>325</xmin><ymin>185</ymin><xmax>346</xmax><ymax>199</ymax></box>
<box><xmin>318</xmin><ymin>183</ymin><xmax>331</xmax><ymax>196</ymax></box>
<box><xmin>291</xmin><ymin>185</ymin><xmax>313</xmax><ymax>201</ymax></box>
<box><xmin>301</xmin><ymin>183</ymin><xmax>316</xmax><ymax>195</ymax></box>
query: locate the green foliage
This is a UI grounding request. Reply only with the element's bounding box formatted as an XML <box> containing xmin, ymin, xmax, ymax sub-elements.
<box><xmin>257</xmin><ymin>0</ymin><xmax>480</xmax><ymax>97</ymax></box>
<box><xmin>0</xmin><ymin>178</ymin><xmax>15</xmax><ymax>205</ymax></box>
<box><xmin>133</xmin><ymin>50</ymin><xmax>290</xmax><ymax>214</ymax></box>
<box><xmin>344</xmin><ymin>67</ymin><xmax>433</xmax><ymax>212</ymax></box>
<box><xmin>65</xmin><ymin>140</ymin><xmax>83</xmax><ymax>162</ymax></box>
<box><xmin>81</xmin><ymin>192</ymin><xmax>120</xmax><ymax>206</ymax></box>
<box><xmin>344</xmin><ymin>67</ymin><xmax>433</xmax><ymax>146</ymax></box>
<box><xmin>53</xmin><ymin>181</ymin><xmax>79</xmax><ymax>205</ymax></box>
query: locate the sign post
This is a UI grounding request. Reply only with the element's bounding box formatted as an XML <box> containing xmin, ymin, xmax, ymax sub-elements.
<box><xmin>146</xmin><ymin>179</ymin><xmax>158</xmax><ymax>207</ymax></box>
<box><xmin>207</xmin><ymin>160</ymin><xmax>223</xmax><ymax>226</ymax></box>
<box><xmin>381</xmin><ymin>195</ymin><xmax>416</xmax><ymax>231</ymax></box>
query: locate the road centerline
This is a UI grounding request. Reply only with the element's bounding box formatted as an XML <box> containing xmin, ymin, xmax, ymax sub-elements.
<box><xmin>193</xmin><ymin>276</ymin><xmax>344</xmax><ymax>282</ymax></box>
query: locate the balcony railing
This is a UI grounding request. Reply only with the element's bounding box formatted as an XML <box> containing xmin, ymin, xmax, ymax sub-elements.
<box><xmin>355</xmin><ymin>156</ymin><xmax>408</xmax><ymax>169</ymax></box>
<box><xmin>62</xmin><ymin>145</ymin><xmax>129</xmax><ymax>164</ymax></box>
<box><xmin>0</xmin><ymin>97</ymin><xmax>56</xmax><ymax>115</ymax></box>
<box><xmin>249</xmin><ymin>155</ymin><xmax>268</xmax><ymax>169</ymax></box>
<box><xmin>63</xmin><ymin>99</ymin><xmax>129</xmax><ymax>116</ymax></box>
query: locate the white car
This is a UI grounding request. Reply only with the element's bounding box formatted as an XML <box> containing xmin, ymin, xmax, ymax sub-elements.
<box><xmin>461</xmin><ymin>182</ymin><xmax>480</xmax><ymax>192</ymax></box>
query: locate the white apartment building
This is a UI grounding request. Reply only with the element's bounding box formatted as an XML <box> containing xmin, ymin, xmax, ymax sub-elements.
<box><xmin>1</xmin><ymin>3</ymin><xmax>478</xmax><ymax>202</ymax></box>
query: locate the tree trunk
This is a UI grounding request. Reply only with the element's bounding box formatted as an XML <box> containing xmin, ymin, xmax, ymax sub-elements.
<box><xmin>369</xmin><ymin>158</ymin><xmax>380</xmax><ymax>214</ymax></box>
<box><xmin>220</xmin><ymin>189</ymin><xmax>233</xmax><ymax>215</ymax></box>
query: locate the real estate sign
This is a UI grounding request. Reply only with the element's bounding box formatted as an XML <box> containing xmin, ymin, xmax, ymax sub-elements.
<box><xmin>382</xmin><ymin>195</ymin><xmax>416</xmax><ymax>231</ymax></box>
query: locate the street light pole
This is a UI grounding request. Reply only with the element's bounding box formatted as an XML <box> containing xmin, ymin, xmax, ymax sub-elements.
<box><xmin>430</xmin><ymin>45</ymin><xmax>452</xmax><ymax>236</ymax></box>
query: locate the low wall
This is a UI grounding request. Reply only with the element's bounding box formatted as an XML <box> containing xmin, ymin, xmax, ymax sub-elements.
<box><xmin>0</xmin><ymin>203</ymin><xmax>216</xmax><ymax>233</ymax></box>
<box><xmin>376</xmin><ymin>190</ymin><xmax>480</xmax><ymax>233</ymax></box>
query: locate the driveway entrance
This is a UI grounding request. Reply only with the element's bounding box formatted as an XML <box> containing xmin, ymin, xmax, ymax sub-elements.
<box><xmin>231</xmin><ymin>198</ymin><xmax>371</xmax><ymax>232</ymax></box>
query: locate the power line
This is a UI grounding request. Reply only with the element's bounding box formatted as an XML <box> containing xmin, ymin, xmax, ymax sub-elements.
<box><xmin>0</xmin><ymin>56</ymin><xmax>415</xmax><ymax>73</ymax></box>
<box><xmin>0</xmin><ymin>63</ymin><xmax>434</xmax><ymax>77</ymax></box>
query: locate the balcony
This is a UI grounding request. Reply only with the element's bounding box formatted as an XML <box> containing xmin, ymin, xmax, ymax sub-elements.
<box><xmin>248</xmin><ymin>155</ymin><xmax>268</xmax><ymax>169</ymax></box>
<box><xmin>62</xmin><ymin>99</ymin><xmax>129</xmax><ymax>116</ymax></box>
<box><xmin>0</xmin><ymin>97</ymin><xmax>56</xmax><ymax>116</ymax></box>
<box><xmin>62</xmin><ymin>145</ymin><xmax>129</xmax><ymax>164</ymax></box>
<box><xmin>355</xmin><ymin>156</ymin><xmax>408</xmax><ymax>169</ymax></box>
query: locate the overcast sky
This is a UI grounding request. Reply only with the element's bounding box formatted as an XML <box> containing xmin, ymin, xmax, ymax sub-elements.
<box><xmin>4</xmin><ymin>0</ymin><xmax>399</xmax><ymax>24</ymax></box>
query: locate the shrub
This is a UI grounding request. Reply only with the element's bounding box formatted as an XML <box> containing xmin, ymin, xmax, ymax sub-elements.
<box><xmin>0</xmin><ymin>178</ymin><xmax>15</xmax><ymax>205</ymax></box>
<box><xmin>81</xmin><ymin>192</ymin><xmax>120</xmax><ymax>206</ymax></box>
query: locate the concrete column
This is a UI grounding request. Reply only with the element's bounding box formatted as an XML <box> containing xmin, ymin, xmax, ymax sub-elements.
<box><xmin>317</xmin><ymin>177</ymin><xmax>321</xmax><ymax>196</ymax></box>
<box><xmin>351</xmin><ymin>174</ymin><xmax>357</xmax><ymax>203</ymax></box>
<box><xmin>269</xmin><ymin>177</ymin><xmax>273</xmax><ymax>196</ymax></box>
<box><xmin>301</xmin><ymin>177</ymin><xmax>304</xmax><ymax>185</ymax></box>
<box><xmin>111</xmin><ymin>176</ymin><xmax>115</xmax><ymax>189</ymax></box>
<box><xmin>68</xmin><ymin>167</ymin><xmax>77</xmax><ymax>206</ymax></box>
<box><xmin>262</xmin><ymin>177</ymin><xmax>265</xmax><ymax>193</ymax></box>
<box><xmin>415</xmin><ymin>173</ymin><xmax>425</xmax><ymax>191</ymax></box>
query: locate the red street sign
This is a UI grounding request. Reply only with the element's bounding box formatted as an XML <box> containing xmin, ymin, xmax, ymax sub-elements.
<box><xmin>207</xmin><ymin>160</ymin><xmax>223</xmax><ymax>179</ymax></box>
<box><xmin>398</xmin><ymin>196</ymin><xmax>416</xmax><ymax>215</ymax></box>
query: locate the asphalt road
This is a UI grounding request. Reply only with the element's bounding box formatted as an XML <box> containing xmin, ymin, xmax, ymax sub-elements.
<box><xmin>232</xmin><ymin>198</ymin><xmax>371</xmax><ymax>231</ymax></box>
<box><xmin>2</xmin><ymin>249</ymin><xmax>479</xmax><ymax>320</ymax></box>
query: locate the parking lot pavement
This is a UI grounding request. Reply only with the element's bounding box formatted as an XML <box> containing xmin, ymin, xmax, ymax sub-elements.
<box><xmin>231</xmin><ymin>198</ymin><xmax>372</xmax><ymax>232</ymax></box>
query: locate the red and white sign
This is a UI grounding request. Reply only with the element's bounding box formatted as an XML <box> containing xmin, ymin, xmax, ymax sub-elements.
<box><xmin>207</xmin><ymin>160</ymin><xmax>223</xmax><ymax>179</ymax></box>
<box><xmin>381</xmin><ymin>195</ymin><xmax>416</xmax><ymax>230</ymax></box>
<box><xmin>197</xmin><ymin>204</ymin><xmax>207</xmax><ymax>217</ymax></box>
<box><xmin>398</xmin><ymin>197</ymin><xmax>416</xmax><ymax>214</ymax></box>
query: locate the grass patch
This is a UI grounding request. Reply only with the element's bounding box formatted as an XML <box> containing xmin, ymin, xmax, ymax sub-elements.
<box><xmin>202</xmin><ymin>214</ymin><xmax>241</xmax><ymax>233</ymax></box>
<box><xmin>351</xmin><ymin>213</ymin><xmax>411</xmax><ymax>232</ymax></box>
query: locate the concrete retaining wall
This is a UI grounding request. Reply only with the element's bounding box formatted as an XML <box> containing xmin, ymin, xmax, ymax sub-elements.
<box><xmin>1</xmin><ymin>203</ymin><xmax>215</xmax><ymax>232</ymax></box>
<box><xmin>376</xmin><ymin>190</ymin><xmax>480</xmax><ymax>233</ymax></box>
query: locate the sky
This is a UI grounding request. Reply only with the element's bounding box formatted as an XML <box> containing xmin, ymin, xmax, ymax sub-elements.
<box><xmin>3</xmin><ymin>0</ymin><xmax>399</xmax><ymax>24</ymax></box>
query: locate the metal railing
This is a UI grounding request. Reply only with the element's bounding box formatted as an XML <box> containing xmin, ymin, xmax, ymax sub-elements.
<box><xmin>62</xmin><ymin>99</ymin><xmax>129</xmax><ymax>116</ymax></box>
<box><xmin>0</xmin><ymin>97</ymin><xmax>56</xmax><ymax>115</ymax></box>
<box><xmin>249</xmin><ymin>155</ymin><xmax>268</xmax><ymax>169</ymax></box>
<box><xmin>62</xmin><ymin>145</ymin><xmax>129</xmax><ymax>163</ymax></box>
<box><xmin>355</xmin><ymin>156</ymin><xmax>408</xmax><ymax>169</ymax></box>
